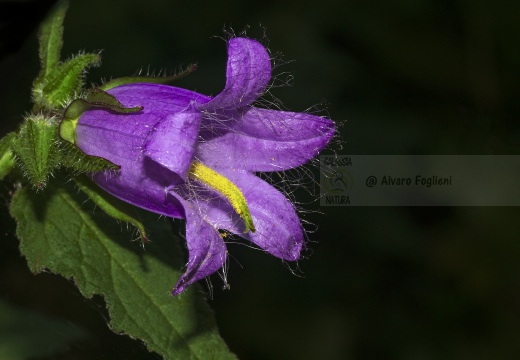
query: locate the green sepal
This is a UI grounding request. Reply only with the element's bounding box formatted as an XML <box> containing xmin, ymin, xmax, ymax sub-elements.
<box><xmin>100</xmin><ymin>64</ymin><xmax>197</xmax><ymax>91</ymax></box>
<box><xmin>35</xmin><ymin>0</ymin><xmax>68</xmax><ymax>87</ymax></box>
<box><xmin>10</xmin><ymin>116</ymin><xmax>61</xmax><ymax>189</ymax></box>
<box><xmin>0</xmin><ymin>133</ymin><xmax>16</xmax><ymax>180</ymax></box>
<box><xmin>60</xmin><ymin>88</ymin><xmax>143</xmax><ymax>144</ymax></box>
<box><xmin>73</xmin><ymin>174</ymin><xmax>148</xmax><ymax>243</ymax></box>
<box><xmin>83</xmin><ymin>88</ymin><xmax>144</xmax><ymax>113</ymax></box>
<box><xmin>8</xmin><ymin>114</ymin><xmax>118</xmax><ymax>189</ymax></box>
<box><xmin>59</xmin><ymin>140</ymin><xmax>119</xmax><ymax>174</ymax></box>
<box><xmin>32</xmin><ymin>0</ymin><xmax>100</xmax><ymax>111</ymax></box>
<box><xmin>33</xmin><ymin>53</ymin><xmax>101</xmax><ymax>111</ymax></box>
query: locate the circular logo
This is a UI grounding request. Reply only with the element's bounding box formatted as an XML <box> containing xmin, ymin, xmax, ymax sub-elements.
<box><xmin>323</xmin><ymin>168</ymin><xmax>353</xmax><ymax>193</ymax></box>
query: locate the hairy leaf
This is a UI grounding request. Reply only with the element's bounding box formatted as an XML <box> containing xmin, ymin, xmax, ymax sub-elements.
<box><xmin>39</xmin><ymin>53</ymin><xmax>101</xmax><ymax>108</ymax></box>
<box><xmin>35</xmin><ymin>0</ymin><xmax>68</xmax><ymax>86</ymax></box>
<box><xmin>10</xmin><ymin>175</ymin><xmax>237</xmax><ymax>360</ymax></box>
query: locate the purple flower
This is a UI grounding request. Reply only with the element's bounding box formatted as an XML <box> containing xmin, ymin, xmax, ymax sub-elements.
<box><xmin>75</xmin><ymin>37</ymin><xmax>334</xmax><ymax>295</ymax></box>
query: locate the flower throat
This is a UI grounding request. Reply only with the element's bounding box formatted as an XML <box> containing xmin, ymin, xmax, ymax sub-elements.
<box><xmin>188</xmin><ymin>161</ymin><xmax>256</xmax><ymax>233</ymax></box>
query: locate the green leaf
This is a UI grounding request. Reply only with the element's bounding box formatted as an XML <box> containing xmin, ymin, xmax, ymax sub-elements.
<box><xmin>36</xmin><ymin>53</ymin><xmax>101</xmax><ymax>109</ymax></box>
<box><xmin>100</xmin><ymin>64</ymin><xmax>197</xmax><ymax>90</ymax></box>
<box><xmin>10</xmin><ymin>116</ymin><xmax>61</xmax><ymax>189</ymax></box>
<box><xmin>73</xmin><ymin>174</ymin><xmax>148</xmax><ymax>242</ymax></box>
<box><xmin>0</xmin><ymin>133</ymin><xmax>16</xmax><ymax>180</ymax></box>
<box><xmin>0</xmin><ymin>299</ymin><xmax>87</xmax><ymax>360</ymax></box>
<box><xmin>36</xmin><ymin>0</ymin><xmax>68</xmax><ymax>86</ymax></box>
<box><xmin>10</xmin><ymin>174</ymin><xmax>237</xmax><ymax>360</ymax></box>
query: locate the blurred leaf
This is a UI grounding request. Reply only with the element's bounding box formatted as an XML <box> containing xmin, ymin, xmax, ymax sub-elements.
<box><xmin>0</xmin><ymin>299</ymin><xmax>87</xmax><ymax>360</ymax></box>
<box><xmin>9</xmin><ymin>174</ymin><xmax>237</xmax><ymax>359</ymax></box>
<box><xmin>0</xmin><ymin>132</ymin><xmax>15</xmax><ymax>180</ymax></box>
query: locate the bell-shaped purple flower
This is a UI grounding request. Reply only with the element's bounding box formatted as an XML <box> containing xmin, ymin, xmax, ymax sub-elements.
<box><xmin>75</xmin><ymin>37</ymin><xmax>335</xmax><ymax>295</ymax></box>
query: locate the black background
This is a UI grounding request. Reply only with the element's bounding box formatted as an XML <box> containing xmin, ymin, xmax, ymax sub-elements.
<box><xmin>1</xmin><ymin>0</ymin><xmax>520</xmax><ymax>359</ymax></box>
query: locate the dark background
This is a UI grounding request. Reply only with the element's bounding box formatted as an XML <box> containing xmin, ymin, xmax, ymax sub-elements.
<box><xmin>1</xmin><ymin>0</ymin><xmax>520</xmax><ymax>359</ymax></box>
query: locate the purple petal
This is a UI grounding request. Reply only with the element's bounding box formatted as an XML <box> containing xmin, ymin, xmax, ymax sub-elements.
<box><xmin>198</xmin><ymin>38</ymin><xmax>271</xmax><ymax>111</ymax></box>
<box><xmin>107</xmin><ymin>83</ymin><xmax>210</xmax><ymax>110</ymax></box>
<box><xmin>76</xmin><ymin>83</ymin><xmax>210</xmax><ymax>219</ymax></box>
<box><xmin>170</xmin><ymin>194</ymin><xmax>228</xmax><ymax>296</ymax></box>
<box><xmin>189</xmin><ymin>168</ymin><xmax>303</xmax><ymax>261</ymax></box>
<box><xmin>197</xmin><ymin>108</ymin><xmax>335</xmax><ymax>171</ymax></box>
<box><xmin>91</xmin><ymin>167</ymin><xmax>186</xmax><ymax>219</ymax></box>
<box><xmin>77</xmin><ymin>107</ymin><xmax>185</xmax><ymax>218</ymax></box>
<box><xmin>144</xmin><ymin>111</ymin><xmax>201</xmax><ymax>180</ymax></box>
<box><xmin>76</xmin><ymin>84</ymin><xmax>209</xmax><ymax>165</ymax></box>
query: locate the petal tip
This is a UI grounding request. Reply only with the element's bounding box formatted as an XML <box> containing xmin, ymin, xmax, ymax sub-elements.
<box><xmin>171</xmin><ymin>279</ymin><xmax>188</xmax><ymax>296</ymax></box>
<box><xmin>198</xmin><ymin>36</ymin><xmax>272</xmax><ymax>111</ymax></box>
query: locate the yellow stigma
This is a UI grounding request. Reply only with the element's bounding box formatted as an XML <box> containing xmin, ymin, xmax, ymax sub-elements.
<box><xmin>188</xmin><ymin>161</ymin><xmax>256</xmax><ymax>233</ymax></box>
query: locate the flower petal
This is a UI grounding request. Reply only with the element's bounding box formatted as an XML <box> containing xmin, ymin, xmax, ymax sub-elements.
<box><xmin>107</xmin><ymin>83</ymin><xmax>210</xmax><ymax>111</ymax></box>
<box><xmin>189</xmin><ymin>168</ymin><xmax>303</xmax><ymax>261</ymax></box>
<box><xmin>196</xmin><ymin>108</ymin><xmax>335</xmax><ymax>171</ymax></box>
<box><xmin>144</xmin><ymin>111</ymin><xmax>201</xmax><ymax>180</ymax></box>
<box><xmin>170</xmin><ymin>194</ymin><xmax>228</xmax><ymax>296</ymax></box>
<box><xmin>76</xmin><ymin>83</ymin><xmax>209</xmax><ymax>166</ymax></box>
<box><xmin>91</xmin><ymin>166</ymin><xmax>186</xmax><ymax>219</ymax></box>
<box><xmin>77</xmin><ymin>107</ymin><xmax>185</xmax><ymax>219</ymax></box>
<box><xmin>76</xmin><ymin>84</ymin><xmax>210</xmax><ymax>219</ymax></box>
<box><xmin>198</xmin><ymin>38</ymin><xmax>271</xmax><ymax>111</ymax></box>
